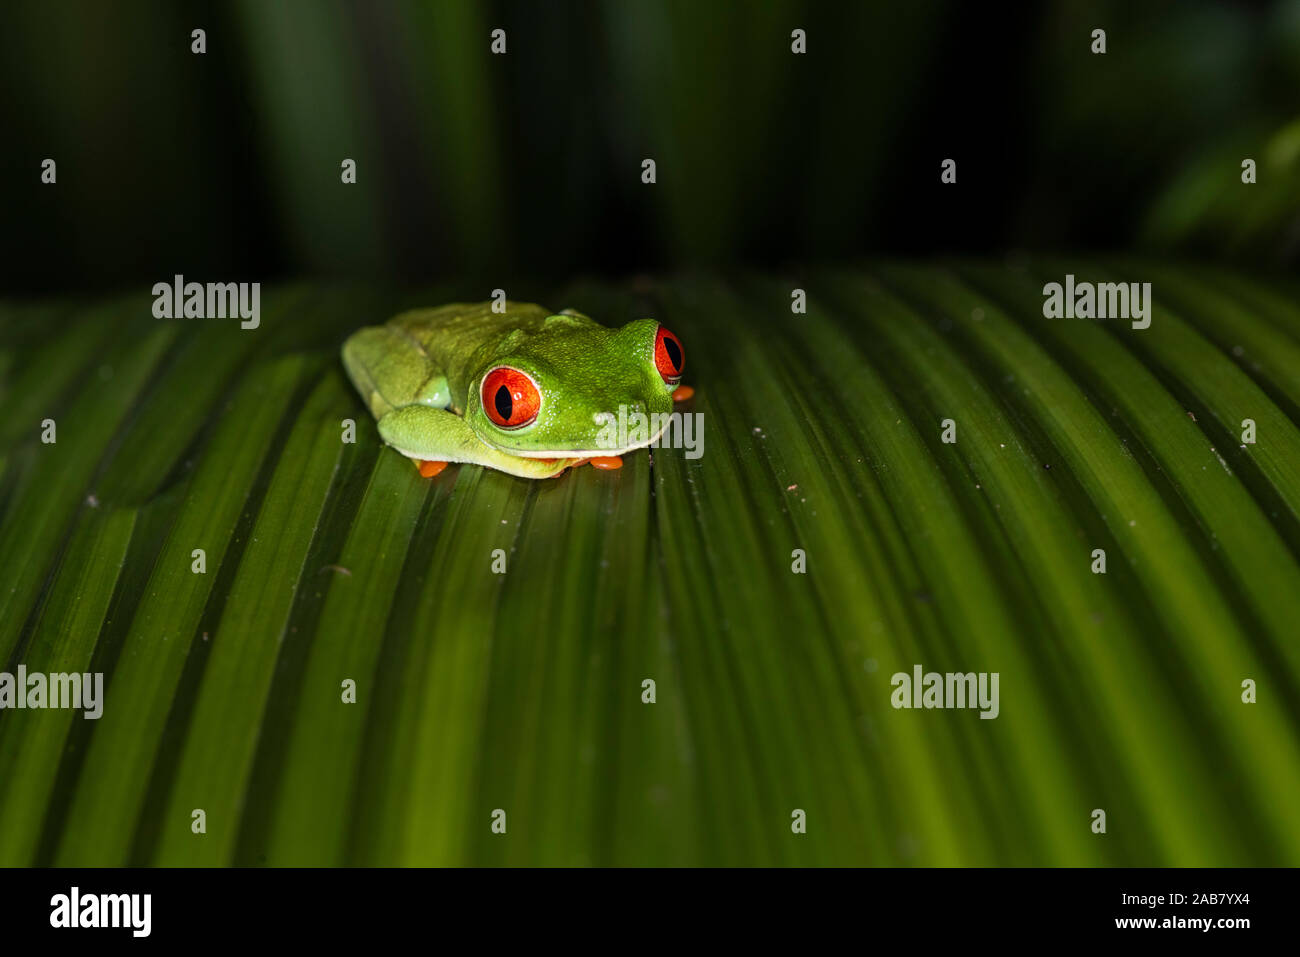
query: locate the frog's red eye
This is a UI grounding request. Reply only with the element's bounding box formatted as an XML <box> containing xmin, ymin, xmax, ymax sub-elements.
<box><xmin>655</xmin><ymin>326</ymin><xmax>684</xmax><ymax>383</ymax></box>
<box><xmin>481</xmin><ymin>367</ymin><xmax>541</xmax><ymax>429</ymax></box>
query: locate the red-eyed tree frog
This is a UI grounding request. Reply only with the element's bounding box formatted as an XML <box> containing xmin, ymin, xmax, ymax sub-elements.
<box><xmin>342</xmin><ymin>301</ymin><xmax>691</xmax><ymax>479</ymax></box>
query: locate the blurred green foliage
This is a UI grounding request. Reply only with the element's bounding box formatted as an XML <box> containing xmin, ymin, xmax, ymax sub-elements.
<box><xmin>1</xmin><ymin>0</ymin><xmax>1298</xmax><ymax>292</ymax></box>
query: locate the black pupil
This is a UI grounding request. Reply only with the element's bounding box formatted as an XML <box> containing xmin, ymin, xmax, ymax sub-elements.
<box><xmin>663</xmin><ymin>336</ymin><xmax>682</xmax><ymax>371</ymax></box>
<box><xmin>494</xmin><ymin>384</ymin><xmax>513</xmax><ymax>421</ymax></box>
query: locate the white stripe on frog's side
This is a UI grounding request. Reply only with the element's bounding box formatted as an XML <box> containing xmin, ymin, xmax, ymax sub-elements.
<box><xmin>487</xmin><ymin>422</ymin><xmax>670</xmax><ymax>459</ymax></box>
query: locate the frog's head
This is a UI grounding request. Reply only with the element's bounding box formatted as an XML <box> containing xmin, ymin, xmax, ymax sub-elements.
<box><xmin>465</xmin><ymin>316</ymin><xmax>684</xmax><ymax>458</ymax></box>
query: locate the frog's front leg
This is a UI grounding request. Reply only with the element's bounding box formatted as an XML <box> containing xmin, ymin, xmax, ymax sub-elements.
<box><xmin>377</xmin><ymin>405</ymin><xmax>581</xmax><ymax>480</ymax></box>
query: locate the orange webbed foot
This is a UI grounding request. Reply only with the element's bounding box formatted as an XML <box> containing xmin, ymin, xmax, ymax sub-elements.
<box><xmin>416</xmin><ymin>459</ymin><xmax>448</xmax><ymax>478</ymax></box>
<box><xmin>673</xmin><ymin>385</ymin><xmax>695</xmax><ymax>402</ymax></box>
<box><xmin>590</xmin><ymin>456</ymin><xmax>622</xmax><ymax>470</ymax></box>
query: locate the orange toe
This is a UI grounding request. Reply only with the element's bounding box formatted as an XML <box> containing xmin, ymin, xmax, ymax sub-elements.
<box><xmin>569</xmin><ymin>458</ymin><xmax>590</xmax><ymax>469</ymax></box>
<box><xmin>416</xmin><ymin>459</ymin><xmax>448</xmax><ymax>478</ymax></box>
<box><xmin>590</xmin><ymin>456</ymin><xmax>623</xmax><ymax>470</ymax></box>
<box><xmin>673</xmin><ymin>385</ymin><xmax>695</xmax><ymax>402</ymax></box>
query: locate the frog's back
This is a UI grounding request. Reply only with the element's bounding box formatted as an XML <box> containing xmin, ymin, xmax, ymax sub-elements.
<box><xmin>388</xmin><ymin>302</ymin><xmax>553</xmax><ymax>355</ymax></box>
<box><xmin>385</xmin><ymin>301</ymin><xmax>598</xmax><ymax>391</ymax></box>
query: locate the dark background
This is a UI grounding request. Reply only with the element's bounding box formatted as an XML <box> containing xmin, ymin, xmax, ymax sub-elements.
<box><xmin>2</xmin><ymin>0</ymin><xmax>1298</xmax><ymax>294</ymax></box>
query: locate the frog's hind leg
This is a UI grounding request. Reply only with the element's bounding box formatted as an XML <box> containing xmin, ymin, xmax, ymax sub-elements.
<box><xmin>377</xmin><ymin>405</ymin><xmax>579</xmax><ymax>480</ymax></box>
<box><xmin>342</xmin><ymin>325</ymin><xmax>451</xmax><ymax>420</ymax></box>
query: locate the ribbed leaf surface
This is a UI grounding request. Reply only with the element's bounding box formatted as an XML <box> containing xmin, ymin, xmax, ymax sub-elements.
<box><xmin>0</xmin><ymin>265</ymin><xmax>1296</xmax><ymax>865</ymax></box>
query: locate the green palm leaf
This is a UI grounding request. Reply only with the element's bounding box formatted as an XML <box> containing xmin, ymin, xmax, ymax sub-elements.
<box><xmin>0</xmin><ymin>264</ymin><xmax>1296</xmax><ymax>865</ymax></box>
